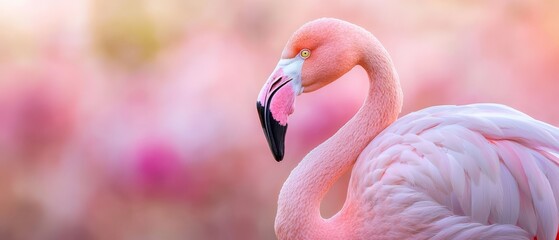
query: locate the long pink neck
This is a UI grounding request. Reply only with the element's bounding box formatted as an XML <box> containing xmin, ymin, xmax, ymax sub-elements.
<box><xmin>275</xmin><ymin>34</ymin><xmax>403</xmax><ymax>239</ymax></box>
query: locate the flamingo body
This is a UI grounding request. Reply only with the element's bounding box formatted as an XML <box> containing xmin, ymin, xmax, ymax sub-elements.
<box><xmin>351</xmin><ymin>103</ymin><xmax>559</xmax><ymax>239</ymax></box>
<box><xmin>256</xmin><ymin>18</ymin><xmax>559</xmax><ymax>239</ymax></box>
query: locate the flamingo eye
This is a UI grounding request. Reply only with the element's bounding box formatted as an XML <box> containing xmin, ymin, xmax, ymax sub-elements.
<box><xmin>300</xmin><ymin>49</ymin><xmax>311</xmax><ymax>59</ymax></box>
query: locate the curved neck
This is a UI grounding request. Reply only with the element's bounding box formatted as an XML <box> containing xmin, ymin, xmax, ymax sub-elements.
<box><xmin>275</xmin><ymin>35</ymin><xmax>403</xmax><ymax>239</ymax></box>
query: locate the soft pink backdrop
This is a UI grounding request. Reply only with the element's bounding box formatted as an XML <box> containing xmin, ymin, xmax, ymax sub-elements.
<box><xmin>0</xmin><ymin>0</ymin><xmax>557</xmax><ymax>239</ymax></box>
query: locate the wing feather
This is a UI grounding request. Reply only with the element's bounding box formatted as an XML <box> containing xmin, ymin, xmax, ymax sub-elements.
<box><xmin>498</xmin><ymin>164</ymin><xmax>520</xmax><ymax>225</ymax></box>
<box><xmin>357</xmin><ymin>103</ymin><xmax>559</xmax><ymax>239</ymax></box>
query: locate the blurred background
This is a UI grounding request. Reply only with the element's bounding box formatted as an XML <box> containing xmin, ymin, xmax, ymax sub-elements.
<box><xmin>0</xmin><ymin>0</ymin><xmax>557</xmax><ymax>239</ymax></box>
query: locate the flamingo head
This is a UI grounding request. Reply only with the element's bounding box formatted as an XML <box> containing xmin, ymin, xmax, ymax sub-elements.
<box><xmin>257</xmin><ymin>18</ymin><xmax>363</xmax><ymax>161</ymax></box>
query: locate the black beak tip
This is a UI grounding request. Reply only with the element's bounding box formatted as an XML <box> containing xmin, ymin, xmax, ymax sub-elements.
<box><xmin>257</xmin><ymin>101</ymin><xmax>288</xmax><ymax>162</ymax></box>
<box><xmin>273</xmin><ymin>150</ymin><xmax>284</xmax><ymax>162</ymax></box>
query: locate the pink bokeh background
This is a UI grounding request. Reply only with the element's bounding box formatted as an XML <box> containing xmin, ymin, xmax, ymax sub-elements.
<box><xmin>0</xmin><ymin>0</ymin><xmax>558</xmax><ymax>239</ymax></box>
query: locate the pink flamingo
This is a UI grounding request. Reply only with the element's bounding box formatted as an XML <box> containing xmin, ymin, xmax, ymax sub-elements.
<box><xmin>256</xmin><ymin>18</ymin><xmax>559</xmax><ymax>240</ymax></box>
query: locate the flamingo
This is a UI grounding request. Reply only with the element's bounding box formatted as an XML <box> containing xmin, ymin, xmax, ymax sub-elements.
<box><xmin>256</xmin><ymin>18</ymin><xmax>559</xmax><ymax>240</ymax></box>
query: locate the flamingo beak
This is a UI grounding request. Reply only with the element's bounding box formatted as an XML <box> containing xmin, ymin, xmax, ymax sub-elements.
<box><xmin>257</xmin><ymin>58</ymin><xmax>304</xmax><ymax>161</ymax></box>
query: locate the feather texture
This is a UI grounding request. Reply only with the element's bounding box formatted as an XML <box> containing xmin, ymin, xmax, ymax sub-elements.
<box><xmin>352</xmin><ymin>103</ymin><xmax>559</xmax><ymax>239</ymax></box>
